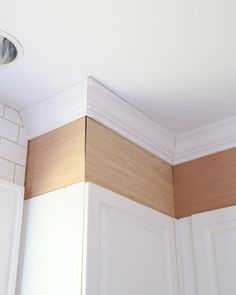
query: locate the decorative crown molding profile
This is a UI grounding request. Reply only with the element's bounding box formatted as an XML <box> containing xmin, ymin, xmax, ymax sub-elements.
<box><xmin>174</xmin><ymin>116</ymin><xmax>236</xmax><ymax>164</ymax></box>
<box><xmin>20</xmin><ymin>77</ymin><xmax>175</xmax><ymax>164</ymax></box>
<box><xmin>20</xmin><ymin>76</ymin><xmax>236</xmax><ymax>165</ymax></box>
<box><xmin>86</xmin><ymin>77</ymin><xmax>175</xmax><ymax>163</ymax></box>
<box><xmin>20</xmin><ymin>79</ymin><xmax>88</xmax><ymax>139</ymax></box>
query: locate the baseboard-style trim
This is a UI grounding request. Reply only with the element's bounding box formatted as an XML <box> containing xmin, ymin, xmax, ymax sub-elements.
<box><xmin>20</xmin><ymin>76</ymin><xmax>236</xmax><ymax>165</ymax></box>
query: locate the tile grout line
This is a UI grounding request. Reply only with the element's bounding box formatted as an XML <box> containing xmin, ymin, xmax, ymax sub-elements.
<box><xmin>0</xmin><ymin>103</ymin><xmax>26</xmax><ymax>186</ymax></box>
<box><xmin>2</xmin><ymin>116</ymin><xmax>23</xmax><ymax>127</ymax></box>
<box><xmin>0</xmin><ymin>135</ymin><xmax>27</xmax><ymax>148</ymax></box>
<box><xmin>0</xmin><ymin>155</ymin><xmax>26</xmax><ymax>168</ymax></box>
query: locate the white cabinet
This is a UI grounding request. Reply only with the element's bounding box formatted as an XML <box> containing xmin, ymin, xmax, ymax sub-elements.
<box><xmin>192</xmin><ymin>206</ymin><xmax>236</xmax><ymax>295</ymax></box>
<box><xmin>16</xmin><ymin>183</ymin><xmax>85</xmax><ymax>295</ymax></box>
<box><xmin>16</xmin><ymin>181</ymin><xmax>236</xmax><ymax>295</ymax></box>
<box><xmin>83</xmin><ymin>183</ymin><xmax>179</xmax><ymax>295</ymax></box>
<box><xmin>17</xmin><ymin>182</ymin><xmax>180</xmax><ymax>295</ymax></box>
<box><xmin>177</xmin><ymin>206</ymin><xmax>236</xmax><ymax>295</ymax></box>
<box><xmin>0</xmin><ymin>179</ymin><xmax>23</xmax><ymax>295</ymax></box>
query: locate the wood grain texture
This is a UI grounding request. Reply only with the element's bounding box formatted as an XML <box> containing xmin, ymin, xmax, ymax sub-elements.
<box><xmin>25</xmin><ymin>117</ymin><xmax>174</xmax><ymax>216</ymax></box>
<box><xmin>25</xmin><ymin>118</ymin><xmax>86</xmax><ymax>199</ymax></box>
<box><xmin>85</xmin><ymin>118</ymin><xmax>175</xmax><ymax>217</ymax></box>
<box><xmin>174</xmin><ymin>148</ymin><xmax>236</xmax><ymax>218</ymax></box>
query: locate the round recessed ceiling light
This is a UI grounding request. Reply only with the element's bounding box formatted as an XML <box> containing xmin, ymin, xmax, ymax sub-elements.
<box><xmin>0</xmin><ymin>30</ymin><xmax>23</xmax><ymax>65</ymax></box>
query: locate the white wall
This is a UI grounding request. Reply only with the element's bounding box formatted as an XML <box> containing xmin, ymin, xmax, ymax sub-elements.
<box><xmin>0</xmin><ymin>102</ymin><xmax>27</xmax><ymax>185</ymax></box>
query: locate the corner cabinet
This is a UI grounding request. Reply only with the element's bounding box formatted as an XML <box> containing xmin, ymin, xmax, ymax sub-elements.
<box><xmin>17</xmin><ymin>182</ymin><xmax>180</xmax><ymax>295</ymax></box>
<box><xmin>0</xmin><ymin>180</ymin><xmax>23</xmax><ymax>295</ymax></box>
<box><xmin>83</xmin><ymin>184</ymin><xmax>179</xmax><ymax>295</ymax></box>
<box><xmin>176</xmin><ymin>206</ymin><xmax>236</xmax><ymax>295</ymax></box>
<box><xmin>16</xmin><ymin>181</ymin><xmax>236</xmax><ymax>295</ymax></box>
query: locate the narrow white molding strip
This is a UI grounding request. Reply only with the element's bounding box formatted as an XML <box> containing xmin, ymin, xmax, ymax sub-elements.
<box><xmin>174</xmin><ymin>116</ymin><xmax>236</xmax><ymax>164</ymax></box>
<box><xmin>20</xmin><ymin>78</ymin><xmax>88</xmax><ymax>139</ymax></box>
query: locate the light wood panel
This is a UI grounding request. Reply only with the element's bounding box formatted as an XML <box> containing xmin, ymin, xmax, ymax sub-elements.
<box><xmin>85</xmin><ymin>118</ymin><xmax>175</xmax><ymax>217</ymax></box>
<box><xmin>174</xmin><ymin>148</ymin><xmax>236</xmax><ymax>218</ymax></box>
<box><xmin>25</xmin><ymin>118</ymin><xmax>86</xmax><ymax>199</ymax></box>
<box><xmin>25</xmin><ymin>117</ymin><xmax>174</xmax><ymax>216</ymax></box>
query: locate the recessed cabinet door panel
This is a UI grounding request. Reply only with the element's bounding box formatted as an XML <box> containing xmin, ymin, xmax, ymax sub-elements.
<box><xmin>192</xmin><ymin>206</ymin><xmax>236</xmax><ymax>295</ymax></box>
<box><xmin>0</xmin><ymin>180</ymin><xmax>23</xmax><ymax>295</ymax></box>
<box><xmin>83</xmin><ymin>183</ymin><xmax>179</xmax><ymax>295</ymax></box>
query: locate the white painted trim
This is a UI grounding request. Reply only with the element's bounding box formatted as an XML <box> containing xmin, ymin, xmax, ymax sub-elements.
<box><xmin>87</xmin><ymin>77</ymin><xmax>175</xmax><ymax>164</ymax></box>
<box><xmin>174</xmin><ymin>116</ymin><xmax>236</xmax><ymax>164</ymax></box>
<box><xmin>20</xmin><ymin>79</ymin><xmax>88</xmax><ymax>140</ymax></box>
<box><xmin>20</xmin><ymin>76</ymin><xmax>236</xmax><ymax>165</ymax></box>
<box><xmin>20</xmin><ymin>77</ymin><xmax>175</xmax><ymax>164</ymax></box>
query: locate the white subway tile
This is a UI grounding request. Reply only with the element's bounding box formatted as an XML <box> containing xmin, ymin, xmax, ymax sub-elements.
<box><xmin>0</xmin><ymin>118</ymin><xmax>19</xmax><ymax>142</ymax></box>
<box><xmin>4</xmin><ymin>106</ymin><xmax>22</xmax><ymax>125</ymax></box>
<box><xmin>0</xmin><ymin>138</ymin><xmax>27</xmax><ymax>166</ymax></box>
<box><xmin>0</xmin><ymin>103</ymin><xmax>4</xmax><ymax>117</ymax></box>
<box><xmin>0</xmin><ymin>157</ymin><xmax>15</xmax><ymax>182</ymax></box>
<box><xmin>14</xmin><ymin>165</ymin><xmax>25</xmax><ymax>186</ymax></box>
<box><xmin>18</xmin><ymin>127</ymin><xmax>28</xmax><ymax>147</ymax></box>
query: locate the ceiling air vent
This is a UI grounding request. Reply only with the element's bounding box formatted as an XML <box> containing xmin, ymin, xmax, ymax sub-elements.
<box><xmin>0</xmin><ymin>31</ymin><xmax>23</xmax><ymax>65</ymax></box>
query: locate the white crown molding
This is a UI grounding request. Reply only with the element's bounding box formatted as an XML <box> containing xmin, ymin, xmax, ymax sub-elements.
<box><xmin>87</xmin><ymin>77</ymin><xmax>175</xmax><ymax>164</ymax></box>
<box><xmin>174</xmin><ymin>116</ymin><xmax>236</xmax><ymax>164</ymax></box>
<box><xmin>20</xmin><ymin>76</ymin><xmax>236</xmax><ymax>166</ymax></box>
<box><xmin>20</xmin><ymin>77</ymin><xmax>175</xmax><ymax>164</ymax></box>
<box><xmin>20</xmin><ymin>79</ymin><xmax>88</xmax><ymax>139</ymax></box>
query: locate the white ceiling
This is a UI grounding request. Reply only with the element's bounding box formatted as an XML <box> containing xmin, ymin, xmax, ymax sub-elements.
<box><xmin>0</xmin><ymin>0</ymin><xmax>236</xmax><ymax>135</ymax></box>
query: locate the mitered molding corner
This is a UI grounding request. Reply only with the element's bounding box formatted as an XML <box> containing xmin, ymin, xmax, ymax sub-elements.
<box><xmin>20</xmin><ymin>76</ymin><xmax>236</xmax><ymax>165</ymax></box>
<box><xmin>20</xmin><ymin>77</ymin><xmax>175</xmax><ymax>164</ymax></box>
<box><xmin>87</xmin><ymin>77</ymin><xmax>175</xmax><ymax>164</ymax></box>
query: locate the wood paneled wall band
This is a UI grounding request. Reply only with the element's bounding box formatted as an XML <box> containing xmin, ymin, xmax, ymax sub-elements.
<box><xmin>173</xmin><ymin>148</ymin><xmax>236</xmax><ymax>218</ymax></box>
<box><xmin>25</xmin><ymin>118</ymin><xmax>86</xmax><ymax>199</ymax></box>
<box><xmin>85</xmin><ymin>118</ymin><xmax>174</xmax><ymax>217</ymax></box>
<box><xmin>25</xmin><ymin>117</ymin><xmax>174</xmax><ymax>217</ymax></box>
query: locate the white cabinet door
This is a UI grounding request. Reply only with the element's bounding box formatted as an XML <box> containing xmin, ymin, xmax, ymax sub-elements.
<box><xmin>83</xmin><ymin>183</ymin><xmax>179</xmax><ymax>295</ymax></box>
<box><xmin>192</xmin><ymin>206</ymin><xmax>236</xmax><ymax>295</ymax></box>
<box><xmin>0</xmin><ymin>180</ymin><xmax>23</xmax><ymax>295</ymax></box>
